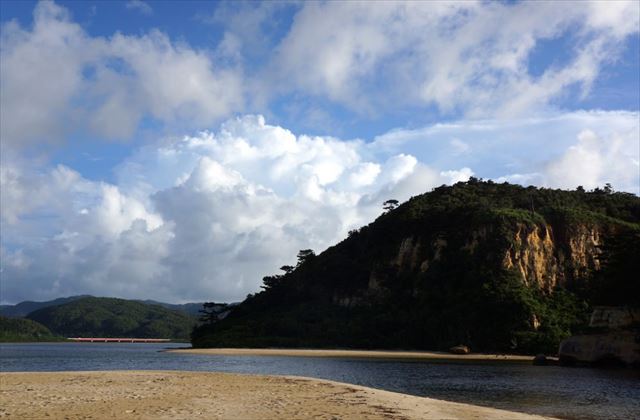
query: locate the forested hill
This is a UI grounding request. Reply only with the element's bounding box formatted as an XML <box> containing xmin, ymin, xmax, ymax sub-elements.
<box><xmin>27</xmin><ymin>297</ymin><xmax>197</xmax><ymax>340</ymax></box>
<box><xmin>0</xmin><ymin>316</ymin><xmax>63</xmax><ymax>342</ymax></box>
<box><xmin>192</xmin><ymin>180</ymin><xmax>640</xmax><ymax>354</ymax></box>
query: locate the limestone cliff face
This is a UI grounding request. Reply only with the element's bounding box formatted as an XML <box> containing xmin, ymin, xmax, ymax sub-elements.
<box><xmin>379</xmin><ymin>221</ymin><xmax>605</xmax><ymax>294</ymax></box>
<box><xmin>502</xmin><ymin>224</ymin><xmax>559</xmax><ymax>290</ymax></box>
<box><xmin>502</xmin><ymin>223</ymin><xmax>603</xmax><ymax>291</ymax></box>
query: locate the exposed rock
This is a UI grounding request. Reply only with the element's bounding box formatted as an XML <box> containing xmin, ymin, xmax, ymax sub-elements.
<box><xmin>558</xmin><ymin>331</ymin><xmax>639</xmax><ymax>366</ymax></box>
<box><xmin>531</xmin><ymin>314</ymin><xmax>541</xmax><ymax>330</ymax></box>
<box><xmin>501</xmin><ymin>223</ymin><xmax>605</xmax><ymax>291</ymax></box>
<box><xmin>559</xmin><ymin>306</ymin><xmax>640</xmax><ymax>367</ymax></box>
<box><xmin>449</xmin><ymin>345</ymin><xmax>470</xmax><ymax>355</ymax></box>
<box><xmin>392</xmin><ymin>222</ymin><xmax>604</xmax><ymax>296</ymax></box>
<box><xmin>502</xmin><ymin>224</ymin><xmax>559</xmax><ymax>290</ymax></box>
<box><xmin>396</xmin><ymin>237</ymin><xmax>421</xmax><ymax>269</ymax></box>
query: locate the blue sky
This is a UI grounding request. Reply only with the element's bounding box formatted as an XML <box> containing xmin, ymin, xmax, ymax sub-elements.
<box><xmin>1</xmin><ymin>1</ymin><xmax>639</xmax><ymax>303</ymax></box>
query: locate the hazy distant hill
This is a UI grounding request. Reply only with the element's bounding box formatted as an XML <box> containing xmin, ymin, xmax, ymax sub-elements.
<box><xmin>27</xmin><ymin>297</ymin><xmax>197</xmax><ymax>340</ymax></box>
<box><xmin>192</xmin><ymin>180</ymin><xmax>640</xmax><ymax>354</ymax></box>
<box><xmin>0</xmin><ymin>316</ymin><xmax>63</xmax><ymax>342</ymax></box>
<box><xmin>1</xmin><ymin>296</ymin><xmax>206</xmax><ymax>318</ymax></box>
<box><xmin>0</xmin><ymin>295</ymin><xmax>91</xmax><ymax>318</ymax></box>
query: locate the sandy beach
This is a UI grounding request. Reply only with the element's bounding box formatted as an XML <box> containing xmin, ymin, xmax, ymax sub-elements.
<box><xmin>0</xmin><ymin>370</ymin><xmax>555</xmax><ymax>419</ymax></box>
<box><xmin>173</xmin><ymin>347</ymin><xmax>537</xmax><ymax>362</ymax></box>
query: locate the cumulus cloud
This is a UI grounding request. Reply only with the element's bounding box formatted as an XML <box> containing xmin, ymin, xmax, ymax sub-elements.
<box><xmin>2</xmin><ymin>1</ymin><xmax>638</xmax><ymax>151</ymax></box>
<box><xmin>373</xmin><ymin>110</ymin><xmax>640</xmax><ymax>193</ymax></box>
<box><xmin>0</xmin><ymin>1</ymin><xmax>242</xmax><ymax>148</ymax></box>
<box><xmin>3</xmin><ymin>113</ymin><xmax>637</xmax><ymax>304</ymax></box>
<box><xmin>268</xmin><ymin>1</ymin><xmax>639</xmax><ymax>116</ymax></box>
<box><xmin>543</xmin><ymin>128</ymin><xmax>640</xmax><ymax>192</ymax></box>
<box><xmin>1</xmin><ymin>161</ymin><xmax>170</xmax><ymax>302</ymax></box>
<box><xmin>0</xmin><ymin>116</ymin><xmax>445</xmax><ymax>303</ymax></box>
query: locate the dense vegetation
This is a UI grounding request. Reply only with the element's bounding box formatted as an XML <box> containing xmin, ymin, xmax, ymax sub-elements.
<box><xmin>192</xmin><ymin>181</ymin><xmax>640</xmax><ymax>354</ymax></box>
<box><xmin>0</xmin><ymin>316</ymin><xmax>63</xmax><ymax>342</ymax></box>
<box><xmin>27</xmin><ymin>297</ymin><xmax>197</xmax><ymax>340</ymax></box>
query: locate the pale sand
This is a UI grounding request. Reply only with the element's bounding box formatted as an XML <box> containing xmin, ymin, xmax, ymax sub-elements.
<box><xmin>173</xmin><ymin>347</ymin><xmax>536</xmax><ymax>362</ymax></box>
<box><xmin>0</xmin><ymin>370</ymin><xmax>555</xmax><ymax>419</ymax></box>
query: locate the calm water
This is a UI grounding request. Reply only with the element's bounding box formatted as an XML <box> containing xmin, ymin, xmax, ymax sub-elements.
<box><xmin>1</xmin><ymin>343</ymin><xmax>638</xmax><ymax>420</ymax></box>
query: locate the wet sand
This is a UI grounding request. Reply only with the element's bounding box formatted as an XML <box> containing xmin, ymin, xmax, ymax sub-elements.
<box><xmin>172</xmin><ymin>347</ymin><xmax>537</xmax><ymax>362</ymax></box>
<box><xmin>0</xmin><ymin>370</ymin><xmax>555</xmax><ymax>419</ymax></box>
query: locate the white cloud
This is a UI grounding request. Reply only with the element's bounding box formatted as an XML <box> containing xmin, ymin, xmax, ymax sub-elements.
<box><xmin>544</xmin><ymin>128</ymin><xmax>640</xmax><ymax>192</ymax></box>
<box><xmin>2</xmin><ymin>113</ymin><xmax>638</xmax><ymax>304</ymax></box>
<box><xmin>0</xmin><ymin>161</ymin><xmax>171</xmax><ymax>302</ymax></box>
<box><xmin>125</xmin><ymin>0</ymin><xmax>153</xmax><ymax>16</ymax></box>
<box><xmin>0</xmin><ymin>1</ymin><xmax>242</xmax><ymax>148</ymax></box>
<box><xmin>2</xmin><ymin>0</ymin><xmax>637</xmax><ymax>153</ymax></box>
<box><xmin>0</xmin><ymin>116</ymin><xmax>444</xmax><ymax>303</ymax></box>
<box><xmin>372</xmin><ymin>110</ymin><xmax>640</xmax><ymax>193</ymax></box>
<box><xmin>268</xmin><ymin>1</ymin><xmax>639</xmax><ymax>116</ymax></box>
<box><xmin>440</xmin><ymin>168</ymin><xmax>474</xmax><ymax>184</ymax></box>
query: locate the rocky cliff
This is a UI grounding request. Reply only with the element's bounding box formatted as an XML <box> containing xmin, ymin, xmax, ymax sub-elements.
<box><xmin>559</xmin><ymin>306</ymin><xmax>640</xmax><ymax>366</ymax></box>
<box><xmin>349</xmin><ymin>218</ymin><xmax>612</xmax><ymax>308</ymax></box>
<box><xmin>192</xmin><ymin>181</ymin><xmax>640</xmax><ymax>353</ymax></box>
<box><xmin>392</xmin><ymin>222</ymin><xmax>604</xmax><ymax>293</ymax></box>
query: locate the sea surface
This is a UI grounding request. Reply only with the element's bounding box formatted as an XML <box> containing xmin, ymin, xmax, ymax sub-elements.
<box><xmin>1</xmin><ymin>342</ymin><xmax>638</xmax><ymax>420</ymax></box>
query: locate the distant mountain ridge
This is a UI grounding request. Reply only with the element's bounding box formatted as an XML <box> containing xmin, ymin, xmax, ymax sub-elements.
<box><xmin>0</xmin><ymin>296</ymin><xmax>91</xmax><ymax>318</ymax></box>
<box><xmin>1</xmin><ymin>296</ymin><xmax>206</xmax><ymax>318</ymax></box>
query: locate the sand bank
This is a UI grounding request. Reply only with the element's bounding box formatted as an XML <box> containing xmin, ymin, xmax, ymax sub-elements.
<box><xmin>0</xmin><ymin>370</ymin><xmax>554</xmax><ymax>419</ymax></box>
<box><xmin>172</xmin><ymin>347</ymin><xmax>536</xmax><ymax>362</ymax></box>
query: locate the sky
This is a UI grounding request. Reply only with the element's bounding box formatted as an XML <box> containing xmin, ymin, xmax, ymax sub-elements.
<box><xmin>1</xmin><ymin>0</ymin><xmax>639</xmax><ymax>304</ymax></box>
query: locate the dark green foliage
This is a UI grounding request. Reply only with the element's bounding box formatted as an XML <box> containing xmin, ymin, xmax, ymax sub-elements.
<box><xmin>582</xmin><ymin>229</ymin><xmax>640</xmax><ymax>306</ymax></box>
<box><xmin>198</xmin><ymin>302</ymin><xmax>228</xmax><ymax>324</ymax></box>
<box><xmin>296</xmin><ymin>249</ymin><xmax>316</xmax><ymax>266</ymax></box>
<box><xmin>0</xmin><ymin>316</ymin><xmax>63</xmax><ymax>342</ymax></box>
<box><xmin>192</xmin><ymin>181</ymin><xmax>640</xmax><ymax>354</ymax></box>
<box><xmin>137</xmin><ymin>300</ymin><xmax>207</xmax><ymax>317</ymax></box>
<box><xmin>383</xmin><ymin>199</ymin><xmax>399</xmax><ymax>211</ymax></box>
<box><xmin>27</xmin><ymin>297</ymin><xmax>197</xmax><ymax>339</ymax></box>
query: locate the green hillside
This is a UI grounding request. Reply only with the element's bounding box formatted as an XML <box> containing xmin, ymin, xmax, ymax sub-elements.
<box><xmin>28</xmin><ymin>297</ymin><xmax>197</xmax><ymax>340</ymax></box>
<box><xmin>192</xmin><ymin>180</ymin><xmax>640</xmax><ymax>354</ymax></box>
<box><xmin>0</xmin><ymin>316</ymin><xmax>63</xmax><ymax>342</ymax></box>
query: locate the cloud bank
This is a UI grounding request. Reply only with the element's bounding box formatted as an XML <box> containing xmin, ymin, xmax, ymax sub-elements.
<box><xmin>2</xmin><ymin>113</ymin><xmax>637</xmax><ymax>303</ymax></box>
<box><xmin>265</xmin><ymin>1</ymin><xmax>639</xmax><ymax>117</ymax></box>
<box><xmin>0</xmin><ymin>1</ymin><xmax>242</xmax><ymax>148</ymax></box>
<box><xmin>2</xmin><ymin>1</ymin><xmax>638</xmax><ymax>149</ymax></box>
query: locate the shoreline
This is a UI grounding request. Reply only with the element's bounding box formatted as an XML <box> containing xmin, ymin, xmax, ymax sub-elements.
<box><xmin>170</xmin><ymin>347</ymin><xmax>540</xmax><ymax>362</ymax></box>
<box><xmin>0</xmin><ymin>370</ymin><xmax>556</xmax><ymax>419</ymax></box>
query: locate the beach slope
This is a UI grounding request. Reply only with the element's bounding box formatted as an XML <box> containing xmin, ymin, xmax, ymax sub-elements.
<box><xmin>174</xmin><ymin>347</ymin><xmax>535</xmax><ymax>362</ymax></box>
<box><xmin>0</xmin><ymin>370</ymin><xmax>554</xmax><ymax>419</ymax></box>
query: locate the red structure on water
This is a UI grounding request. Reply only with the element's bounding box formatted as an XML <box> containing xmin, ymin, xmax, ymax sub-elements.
<box><xmin>68</xmin><ymin>338</ymin><xmax>171</xmax><ymax>343</ymax></box>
